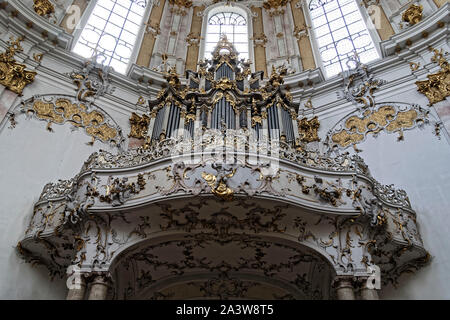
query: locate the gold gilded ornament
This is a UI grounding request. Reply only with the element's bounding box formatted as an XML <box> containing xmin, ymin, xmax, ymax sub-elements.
<box><xmin>33</xmin><ymin>0</ymin><xmax>55</xmax><ymax>16</ymax></box>
<box><xmin>263</xmin><ymin>0</ymin><xmax>288</xmax><ymax>10</ymax></box>
<box><xmin>202</xmin><ymin>170</ymin><xmax>235</xmax><ymax>201</ymax></box>
<box><xmin>30</xmin><ymin>98</ymin><xmax>118</xmax><ymax>143</ymax></box>
<box><xmin>0</xmin><ymin>36</ymin><xmax>36</xmax><ymax>95</ymax></box>
<box><xmin>297</xmin><ymin>116</ymin><xmax>320</xmax><ymax>143</ymax></box>
<box><xmin>168</xmin><ymin>0</ymin><xmax>192</xmax><ymax>8</ymax></box>
<box><xmin>129</xmin><ymin>112</ymin><xmax>150</xmax><ymax>139</ymax></box>
<box><xmin>416</xmin><ymin>47</ymin><xmax>450</xmax><ymax>106</ymax></box>
<box><xmin>331</xmin><ymin>106</ymin><xmax>421</xmax><ymax>147</ymax></box>
<box><xmin>402</xmin><ymin>4</ymin><xmax>423</xmax><ymax>25</ymax></box>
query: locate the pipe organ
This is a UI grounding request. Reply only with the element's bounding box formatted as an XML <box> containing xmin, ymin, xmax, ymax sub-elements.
<box><xmin>146</xmin><ymin>36</ymin><xmax>305</xmax><ymax>147</ymax></box>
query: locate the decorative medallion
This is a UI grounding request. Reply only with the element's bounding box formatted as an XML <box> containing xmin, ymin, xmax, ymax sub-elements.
<box><xmin>329</xmin><ymin>104</ymin><xmax>433</xmax><ymax>148</ymax></box>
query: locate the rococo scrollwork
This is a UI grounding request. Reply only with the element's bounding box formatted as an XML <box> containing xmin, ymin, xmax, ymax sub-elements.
<box><xmin>15</xmin><ymin>37</ymin><xmax>430</xmax><ymax>300</ymax></box>
<box><xmin>9</xmin><ymin>94</ymin><xmax>124</xmax><ymax>147</ymax></box>
<box><xmin>33</xmin><ymin>0</ymin><xmax>55</xmax><ymax>17</ymax></box>
<box><xmin>416</xmin><ymin>47</ymin><xmax>450</xmax><ymax>106</ymax></box>
<box><xmin>0</xmin><ymin>36</ymin><xmax>36</xmax><ymax>95</ymax></box>
<box><xmin>402</xmin><ymin>4</ymin><xmax>423</xmax><ymax>26</ymax></box>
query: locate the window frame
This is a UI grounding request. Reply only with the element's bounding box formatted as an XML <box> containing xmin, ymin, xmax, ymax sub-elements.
<box><xmin>199</xmin><ymin>3</ymin><xmax>255</xmax><ymax>72</ymax></box>
<box><xmin>205</xmin><ymin>12</ymin><xmax>249</xmax><ymax>60</ymax></box>
<box><xmin>304</xmin><ymin>0</ymin><xmax>382</xmax><ymax>78</ymax></box>
<box><xmin>71</xmin><ymin>0</ymin><xmax>153</xmax><ymax>75</ymax></box>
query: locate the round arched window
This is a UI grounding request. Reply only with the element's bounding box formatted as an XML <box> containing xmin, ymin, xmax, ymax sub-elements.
<box><xmin>204</xmin><ymin>12</ymin><xmax>248</xmax><ymax>60</ymax></box>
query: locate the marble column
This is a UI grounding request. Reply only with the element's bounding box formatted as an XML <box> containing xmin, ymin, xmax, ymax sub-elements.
<box><xmin>185</xmin><ymin>5</ymin><xmax>205</xmax><ymax>72</ymax></box>
<box><xmin>359</xmin><ymin>278</ymin><xmax>380</xmax><ymax>300</ymax></box>
<box><xmin>360</xmin><ymin>287</ymin><xmax>379</xmax><ymax>300</ymax></box>
<box><xmin>66</xmin><ymin>276</ymin><xmax>86</xmax><ymax>300</ymax></box>
<box><xmin>335</xmin><ymin>278</ymin><xmax>356</xmax><ymax>300</ymax></box>
<box><xmin>251</xmin><ymin>6</ymin><xmax>268</xmax><ymax>77</ymax></box>
<box><xmin>289</xmin><ymin>0</ymin><xmax>316</xmax><ymax>71</ymax></box>
<box><xmin>87</xmin><ymin>275</ymin><xmax>110</xmax><ymax>300</ymax></box>
<box><xmin>136</xmin><ymin>0</ymin><xmax>167</xmax><ymax>68</ymax></box>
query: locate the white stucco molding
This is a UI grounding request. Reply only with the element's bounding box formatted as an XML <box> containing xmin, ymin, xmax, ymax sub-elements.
<box><xmin>380</xmin><ymin>2</ymin><xmax>450</xmax><ymax>57</ymax></box>
<box><xmin>1</xmin><ymin>0</ymin><xmax>73</xmax><ymax>50</ymax></box>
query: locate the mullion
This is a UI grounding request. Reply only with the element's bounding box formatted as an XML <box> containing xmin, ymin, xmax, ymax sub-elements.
<box><xmin>321</xmin><ymin>4</ymin><xmax>339</xmax><ymax>68</ymax></box>
<box><xmin>110</xmin><ymin>0</ymin><xmax>133</xmax><ymax>66</ymax></box>
<box><xmin>336</xmin><ymin>0</ymin><xmax>357</xmax><ymax>72</ymax></box>
<box><xmin>92</xmin><ymin>0</ymin><xmax>117</xmax><ymax>58</ymax></box>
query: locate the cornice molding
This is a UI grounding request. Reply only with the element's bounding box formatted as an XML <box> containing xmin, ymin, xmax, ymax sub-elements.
<box><xmin>0</xmin><ymin>1</ymin><xmax>73</xmax><ymax>50</ymax></box>
<box><xmin>380</xmin><ymin>2</ymin><xmax>449</xmax><ymax>57</ymax></box>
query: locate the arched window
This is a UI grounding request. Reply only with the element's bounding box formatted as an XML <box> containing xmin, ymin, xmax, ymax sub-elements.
<box><xmin>309</xmin><ymin>0</ymin><xmax>379</xmax><ymax>78</ymax></box>
<box><xmin>204</xmin><ymin>12</ymin><xmax>248</xmax><ymax>60</ymax></box>
<box><xmin>73</xmin><ymin>0</ymin><xmax>147</xmax><ymax>74</ymax></box>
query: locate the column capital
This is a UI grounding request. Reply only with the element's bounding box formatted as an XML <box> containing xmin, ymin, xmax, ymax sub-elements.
<box><xmin>86</xmin><ymin>272</ymin><xmax>113</xmax><ymax>286</ymax></box>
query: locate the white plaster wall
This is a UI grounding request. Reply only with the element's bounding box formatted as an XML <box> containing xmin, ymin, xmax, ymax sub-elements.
<box><xmin>353</xmin><ymin>125</ymin><xmax>450</xmax><ymax>299</ymax></box>
<box><xmin>0</xmin><ymin>114</ymin><xmax>119</xmax><ymax>299</ymax></box>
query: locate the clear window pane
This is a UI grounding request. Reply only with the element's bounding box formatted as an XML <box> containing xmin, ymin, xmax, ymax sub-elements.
<box><xmin>310</xmin><ymin>0</ymin><xmax>379</xmax><ymax>78</ymax></box>
<box><xmin>205</xmin><ymin>11</ymin><xmax>248</xmax><ymax>60</ymax></box>
<box><xmin>73</xmin><ymin>0</ymin><xmax>147</xmax><ymax>74</ymax></box>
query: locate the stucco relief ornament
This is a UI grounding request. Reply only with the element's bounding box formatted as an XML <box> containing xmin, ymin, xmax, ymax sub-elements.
<box><xmin>263</xmin><ymin>0</ymin><xmax>288</xmax><ymax>10</ymax></box>
<box><xmin>186</xmin><ymin>32</ymin><xmax>202</xmax><ymax>47</ymax></box>
<box><xmin>402</xmin><ymin>4</ymin><xmax>423</xmax><ymax>26</ymax></box>
<box><xmin>168</xmin><ymin>0</ymin><xmax>193</xmax><ymax>8</ymax></box>
<box><xmin>293</xmin><ymin>24</ymin><xmax>310</xmax><ymax>41</ymax></box>
<box><xmin>202</xmin><ymin>164</ymin><xmax>236</xmax><ymax>201</ymax></box>
<box><xmin>0</xmin><ymin>36</ymin><xmax>36</xmax><ymax>95</ymax></box>
<box><xmin>338</xmin><ymin>52</ymin><xmax>385</xmax><ymax>109</ymax></box>
<box><xmin>98</xmin><ymin>174</ymin><xmax>146</xmax><ymax>206</ymax></box>
<box><xmin>251</xmin><ymin>34</ymin><xmax>268</xmax><ymax>48</ymax></box>
<box><xmin>416</xmin><ymin>47</ymin><xmax>450</xmax><ymax>106</ymax></box>
<box><xmin>129</xmin><ymin>112</ymin><xmax>150</xmax><ymax>139</ymax></box>
<box><xmin>68</xmin><ymin>54</ymin><xmax>115</xmax><ymax>102</ymax></box>
<box><xmin>33</xmin><ymin>0</ymin><xmax>55</xmax><ymax>17</ymax></box>
<box><xmin>18</xmin><ymin>95</ymin><xmax>122</xmax><ymax>147</ymax></box>
<box><xmin>327</xmin><ymin>103</ymin><xmax>434</xmax><ymax>149</ymax></box>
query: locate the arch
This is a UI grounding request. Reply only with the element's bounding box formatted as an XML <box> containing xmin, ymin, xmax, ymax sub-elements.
<box><xmin>108</xmin><ymin>230</ymin><xmax>339</xmax><ymax>277</ymax></box>
<box><xmin>131</xmin><ymin>271</ymin><xmax>320</xmax><ymax>299</ymax></box>
<box><xmin>199</xmin><ymin>3</ymin><xmax>255</xmax><ymax>67</ymax></box>
<box><xmin>205</xmin><ymin>11</ymin><xmax>248</xmax><ymax>59</ymax></box>
<box><xmin>107</xmin><ymin>227</ymin><xmax>337</xmax><ymax>300</ymax></box>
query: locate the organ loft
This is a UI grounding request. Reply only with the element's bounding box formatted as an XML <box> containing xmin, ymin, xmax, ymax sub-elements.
<box><xmin>0</xmin><ymin>0</ymin><xmax>449</xmax><ymax>300</ymax></box>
